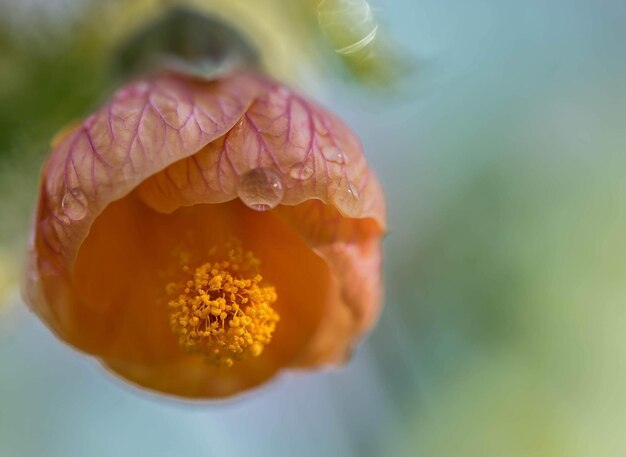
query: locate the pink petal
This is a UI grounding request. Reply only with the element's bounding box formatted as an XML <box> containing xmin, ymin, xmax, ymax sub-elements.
<box><xmin>136</xmin><ymin>78</ymin><xmax>386</xmax><ymax>228</ymax></box>
<box><xmin>24</xmin><ymin>71</ymin><xmax>264</xmax><ymax>312</ymax></box>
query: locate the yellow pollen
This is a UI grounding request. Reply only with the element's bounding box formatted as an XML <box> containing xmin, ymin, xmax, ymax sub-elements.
<box><xmin>166</xmin><ymin>244</ymin><xmax>279</xmax><ymax>367</ymax></box>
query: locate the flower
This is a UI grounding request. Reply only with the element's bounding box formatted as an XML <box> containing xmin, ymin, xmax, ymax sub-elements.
<box><xmin>22</xmin><ymin>69</ymin><xmax>386</xmax><ymax>399</ymax></box>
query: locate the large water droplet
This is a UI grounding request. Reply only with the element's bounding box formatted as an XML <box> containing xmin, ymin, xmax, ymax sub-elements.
<box><xmin>289</xmin><ymin>163</ymin><xmax>314</xmax><ymax>181</ymax></box>
<box><xmin>237</xmin><ymin>168</ymin><xmax>285</xmax><ymax>211</ymax></box>
<box><xmin>61</xmin><ymin>188</ymin><xmax>88</xmax><ymax>221</ymax></box>
<box><xmin>322</xmin><ymin>146</ymin><xmax>347</xmax><ymax>164</ymax></box>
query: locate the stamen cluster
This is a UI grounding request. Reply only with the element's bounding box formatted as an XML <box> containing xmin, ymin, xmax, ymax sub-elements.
<box><xmin>167</xmin><ymin>246</ymin><xmax>279</xmax><ymax>367</ymax></box>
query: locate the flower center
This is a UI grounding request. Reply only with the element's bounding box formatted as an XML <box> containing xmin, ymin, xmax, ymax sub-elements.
<box><xmin>166</xmin><ymin>244</ymin><xmax>279</xmax><ymax>367</ymax></box>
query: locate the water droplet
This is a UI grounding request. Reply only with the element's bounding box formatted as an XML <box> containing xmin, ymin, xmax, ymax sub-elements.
<box><xmin>346</xmin><ymin>185</ymin><xmax>360</xmax><ymax>200</ymax></box>
<box><xmin>237</xmin><ymin>168</ymin><xmax>285</xmax><ymax>211</ymax></box>
<box><xmin>61</xmin><ymin>188</ymin><xmax>88</xmax><ymax>221</ymax></box>
<box><xmin>322</xmin><ymin>147</ymin><xmax>346</xmax><ymax>164</ymax></box>
<box><xmin>332</xmin><ymin>179</ymin><xmax>360</xmax><ymax>214</ymax></box>
<box><xmin>289</xmin><ymin>163</ymin><xmax>314</xmax><ymax>180</ymax></box>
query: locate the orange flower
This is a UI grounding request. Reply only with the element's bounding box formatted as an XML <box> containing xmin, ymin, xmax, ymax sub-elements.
<box><xmin>22</xmin><ymin>70</ymin><xmax>386</xmax><ymax>399</ymax></box>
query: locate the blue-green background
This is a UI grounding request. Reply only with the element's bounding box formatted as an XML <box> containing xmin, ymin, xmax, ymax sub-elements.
<box><xmin>2</xmin><ymin>1</ymin><xmax>626</xmax><ymax>456</ymax></box>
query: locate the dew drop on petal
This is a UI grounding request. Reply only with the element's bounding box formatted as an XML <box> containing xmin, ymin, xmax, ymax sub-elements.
<box><xmin>332</xmin><ymin>179</ymin><xmax>360</xmax><ymax>214</ymax></box>
<box><xmin>237</xmin><ymin>168</ymin><xmax>285</xmax><ymax>211</ymax></box>
<box><xmin>347</xmin><ymin>185</ymin><xmax>360</xmax><ymax>200</ymax></box>
<box><xmin>61</xmin><ymin>188</ymin><xmax>88</xmax><ymax>221</ymax></box>
<box><xmin>289</xmin><ymin>163</ymin><xmax>314</xmax><ymax>181</ymax></box>
<box><xmin>321</xmin><ymin>146</ymin><xmax>347</xmax><ymax>164</ymax></box>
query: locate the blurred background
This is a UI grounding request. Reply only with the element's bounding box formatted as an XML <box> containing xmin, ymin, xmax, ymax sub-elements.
<box><xmin>2</xmin><ymin>0</ymin><xmax>626</xmax><ymax>456</ymax></box>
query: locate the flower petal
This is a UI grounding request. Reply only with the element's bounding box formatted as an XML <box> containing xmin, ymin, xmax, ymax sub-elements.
<box><xmin>275</xmin><ymin>201</ymin><xmax>383</xmax><ymax>365</ymax></box>
<box><xmin>22</xmin><ymin>69</ymin><xmax>386</xmax><ymax>399</ymax></box>
<box><xmin>130</xmin><ymin>74</ymin><xmax>387</xmax><ymax>367</ymax></box>
<box><xmin>89</xmin><ymin>200</ymin><xmax>336</xmax><ymax>398</ymax></box>
<box><xmin>24</xmin><ymin>71</ymin><xmax>264</xmax><ymax>335</ymax></box>
<box><xmin>136</xmin><ymin>76</ymin><xmax>385</xmax><ymax>226</ymax></box>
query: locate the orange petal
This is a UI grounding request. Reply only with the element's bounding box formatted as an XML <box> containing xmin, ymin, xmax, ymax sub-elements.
<box><xmin>274</xmin><ymin>201</ymin><xmax>383</xmax><ymax>366</ymax></box>
<box><xmin>88</xmin><ymin>199</ymin><xmax>334</xmax><ymax>398</ymax></box>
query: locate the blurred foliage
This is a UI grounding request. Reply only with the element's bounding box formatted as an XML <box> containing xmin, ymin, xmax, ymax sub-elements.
<box><xmin>0</xmin><ymin>13</ymin><xmax>111</xmax><ymax>260</ymax></box>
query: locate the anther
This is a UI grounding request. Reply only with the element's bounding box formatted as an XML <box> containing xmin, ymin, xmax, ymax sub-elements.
<box><xmin>166</xmin><ymin>243</ymin><xmax>279</xmax><ymax>367</ymax></box>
